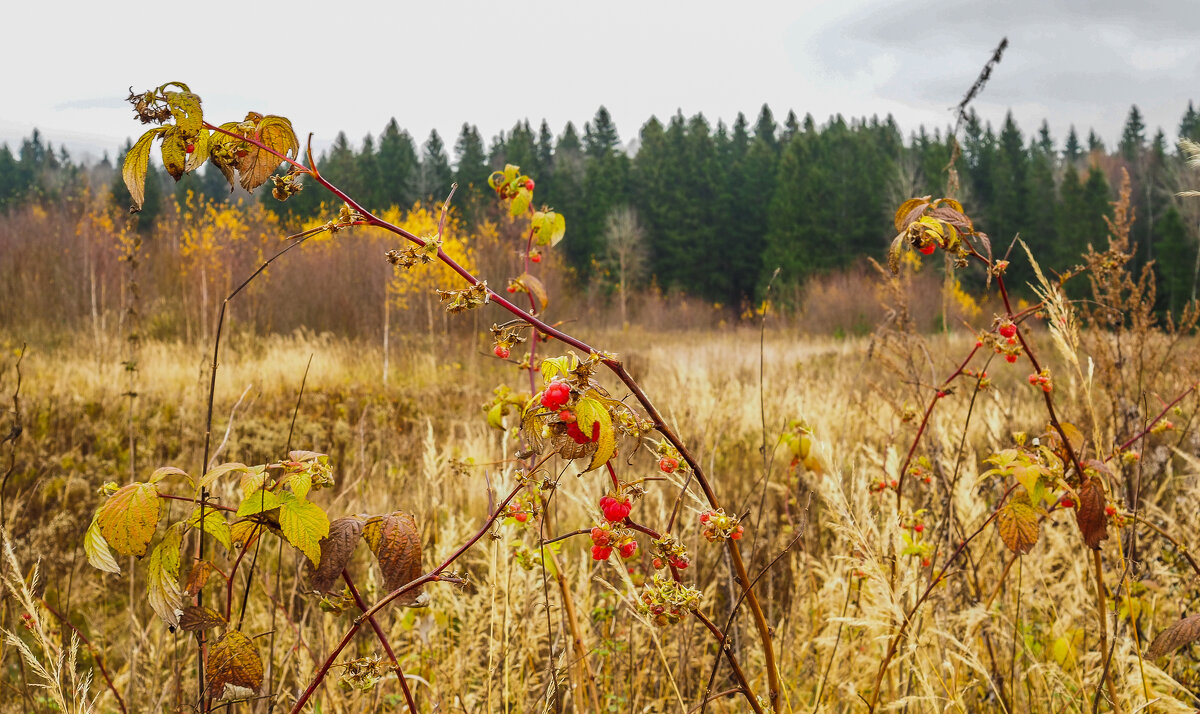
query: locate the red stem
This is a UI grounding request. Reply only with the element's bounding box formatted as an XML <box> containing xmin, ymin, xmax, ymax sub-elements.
<box><xmin>341</xmin><ymin>570</ymin><xmax>417</xmax><ymax>712</ymax></box>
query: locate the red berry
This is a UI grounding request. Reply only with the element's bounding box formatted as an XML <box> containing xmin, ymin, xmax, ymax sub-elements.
<box><xmin>540</xmin><ymin>381</ymin><xmax>570</xmax><ymax>410</ymax></box>
<box><xmin>506</xmin><ymin>285</ymin><xmax>516</xmax><ymax>293</ymax></box>
<box><xmin>914</xmin><ymin>523</ymin><xmax>924</xmax><ymax>533</ymax></box>
<box><xmin>1105</xmin><ymin>505</ymin><xmax>1117</xmax><ymax>516</ymax></box>
<box><xmin>731</xmin><ymin>525</ymin><xmax>744</xmax><ymax>540</ymax></box>
<box><xmin>1061</xmin><ymin>497</ymin><xmax>1074</xmax><ymax>509</ymax></box>
<box><xmin>999</xmin><ymin>323</ymin><xmax>1016</xmax><ymax>339</ymax></box>
<box><xmin>566</xmin><ymin>422</ymin><xmax>590</xmax><ymax>444</ymax></box>
<box><xmin>494</xmin><ymin>345</ymin><xmax>510</xmax><ymax>359</ymax></box>
<box><xmin>530</xmin><ymin>253</ymin><xmax>542</xmax><ymax>263</ymax></box>
<box><xmin>602</xmin><ymin>497</ymin><xmax>631</xmax><ymax>522</ymax></box>
<box><xmin>185</xmin><ymin>143</ymin><xmax>195</xmax><ymax>154</ymax></box>
<box><xmin>1005</xmin><ymin>354</ymin><xmax>1018</xmax><ymax>363</ymax></box>
<box><xmin>590</xmin><ymin>527</ymin><xmax>609</xmax><ymax>547</ymax></box>
<box><xmin>670</xmin><ymin>556</ymin><xmax>689</xmax><ymax>570</ymax></box>
<box><xmin>652</xmin><ymin>557</ymin><xmax>664</xmax><ymax>569</ymax></box>
<box><xmin>699</xmin><ymin>512</ymin><xmax>711</xmax><ymax>523</ymax></box>
<box><xmin>922</xmin><ymin>476</ymin><xmax>931</xmax><ymax>484</ymax></box>
<box><xmin>525</xmin><ymin>179</ymin><xmax>535</xmax><ymax>191</ymax></box>
<box><xmin>889</xmin><ymin>479</ymin><xmax>898</xmax><ymax>488</ymax></box>
<box><xmin>514</xmin><ymin>512</ymin><xmax>528</xmax><ymax>523</ymax></box>
<box><xmin>558</xmin><ymin>409</ymin><xmax>576</xmax><ymax>423</ymax></box>
<box><xmin>618</xmin><ymin>541</ymin><xmax>637</xmax><ymax>558</ymax></box>
<box><xmin>919</xmin><ymin>242</ymin><xmax>936</xmax><ymax>255</ymax></box>
<box><xmin>921</xmin><ymin>558</ymin><xmax>931</xmax><ymax>568</ymax></box>
<box><xmin>591</xmin><ymin>545</ymin><xmax>612</xmax><ymax>561</ymax></box>
<box><xmin>658</xmin><ymin>457</ymin><xmax>679</xmax><ymax>474</ymax></box>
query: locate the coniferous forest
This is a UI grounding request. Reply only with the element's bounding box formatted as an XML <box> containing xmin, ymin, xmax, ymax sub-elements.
<box><xmin>4</xmin><ymin>102</ymin><xmax>1200</xmax><ymax>323</ymax></box>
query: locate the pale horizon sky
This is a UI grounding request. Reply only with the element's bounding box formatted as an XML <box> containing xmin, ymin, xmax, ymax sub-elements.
<box><xmin>4</xmin><ymin>0</ymin><xmax>1199</xmax><ymax>164</ymax></box>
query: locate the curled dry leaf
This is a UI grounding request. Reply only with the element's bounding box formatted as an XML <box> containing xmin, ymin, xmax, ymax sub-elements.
<box><xmin>1145</xmin><ymin>613</ymin><xmax>1200</xmax><ymax>660</ymax></box>
<box><xmin>179</xmin><ymin>605</ymin><xmax>227</xmax><ymax>633</ymax></box>
<box><xmin>206</xmin><ymin>630</ymin><xmax>263</xmax><ymax>697</ymax></box>
<box><xmin>1074</xmin><ymin>477</ymin><xmax>1109</xmax><ymax>550</ymax></box>
<box><xmin>183</xmin><ymin>560</ymin><xmax>216</xmax><ymax>597</ymax></box>
<box><xmin>362</xmin><ymin>512</ymin><xmax>425</xmax><ymax>606</ymax></box>
<box><xmin>307</xmin><ymin>516</ymin><xmax>366</xmax><ymax>595</ymax></box>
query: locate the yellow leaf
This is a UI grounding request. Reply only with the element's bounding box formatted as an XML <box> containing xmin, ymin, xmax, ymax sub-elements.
<box><xmin>278</xmin><ymin>493</ymin><xmax>329</xmax><ymax>565</ymax></box>
<box><xmin>161</xmin><ymin>129</ymin><xmax>187</xmax><ymax>180</ymax></box>
<box><xmin>518</xmin><ymin>272</ymin><xmax>549</xmax><ymax>311</ymax></box>
<box><xmin>146</xmin><ymin>524</ymin><xmax>183</xmax><ymax>627</ymax></box>
<box><xmin>575</xmin><ymin>395</ymin><xmax>616</xmax><ymax>471</ymax></box>
<box><xmin>84</xmin><ymin>513</ymin><xmax>120</xmax><ymax>574</ymax></box>
<box><xmin>188</xmin><ymin>507</ymin><xmax>232</xmax><ymax>552</ymax></box>
<box><xmin>122</xmin><ymin>128</ymin><xmax>164</xmax><ymax>212</ymax></box>
<box><xmin>236</xmin><ymin>114</ymin><xmax>298</xmax><ymax>192</ymax></box>
<box><xmin>198</xmin><ymin>462</ymin><xmax>249</xmax><ymax>494</ymax></box>
<box><xmin>165</xmin><ymin>91</ymin><xmax>203</xmax><ymax>137</ymax></box>
<box><xmin>894</xmin><ymin>197</ymin><xmax>927</xmax><ymax>232</ymax></box>
<box><xmin>97</xmin><ymin>482</ymin><xmax>160</xmax><ymax>558</ymax></box>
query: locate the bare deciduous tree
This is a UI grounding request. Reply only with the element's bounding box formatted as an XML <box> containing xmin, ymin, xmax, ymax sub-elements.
<box><xmin>603</xmin><ymin>206</ymin><xmax>648</xmax><ymax>328</ymax></box>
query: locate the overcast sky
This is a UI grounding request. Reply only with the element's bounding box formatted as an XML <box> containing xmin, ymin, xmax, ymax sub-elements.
<box><xmin>4</xmin><ymin>0</ymin><xmax>1199</xmax><ymax>163</ymax></box>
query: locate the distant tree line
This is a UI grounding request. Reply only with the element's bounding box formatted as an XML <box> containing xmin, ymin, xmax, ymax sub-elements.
<box><xmin>4</xmin><ymin>102</ymin><xmax>1200</xmax><ymax>313</ymax></box>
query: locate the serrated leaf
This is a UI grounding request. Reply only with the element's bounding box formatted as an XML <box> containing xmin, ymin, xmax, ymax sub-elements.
<box><xmin>97</xmin><ymin>482</ymin><xmax>160</xmax><ymax>558</ymax></box>
<box><xmin>123</xmin><ymin>128</ymin><xmax>164</xmax><ymax>212</ymax></box>
<box><xmin>278</xmin><ymin>492</ymin><xmax>330</xmax><ymax>565</ymax></box>
<box><xmin>198</xmin><ymin>462</ymin><xmax>249</xmax><ymax>493</ymax></box>
<box><xmin>306</xmin><ymin>516</ymin><xmax>365</xmax><ymax>594</ymax></box>
<box><xmin>238</xmin><ymin>465</ymin><xmax>268</xmax><ymax>499</ymax></box>
<box><xmin>161</xmin><ymin>129</ymin><xmax>187</xmax><ymax>180</ymax></box>
<box><xmin>996</xmin><ymin>498</ymin><xmax>1039</xmax><ymax>555</ymax></box>
<box><xmin>165</xmin><ymin>91</ymin><xmax>203</xmax><ymax>136</ymax></box>
<box><xmin>237</xmin><ymin>489</ymin><xmax>282</xmax><ymax>517</ymax></box>
<box><xmin>84</xmin><ymin>513</ymin><xmax>120</xmax><ymax>574</ymax></box>
<box><xmin>179</xmin><ymin>605</ymin><xmax>226</xmax><ymax>633</ymax></box>
<box><xmin>183</xmin><ymin>560</ymin><xmax>216</xmax><ymax>597</ymax></box>
<box><xmin>206</xmin><ymin>630</ymin><xmax>263</xmax><ymax>697</ymax></box>
<box><xmin>236</xmin><ymin>114</ymin><xmax>298</xmax><ymax>192</ymax></box>
<box><xmin>518</xmin><ymin>272</ymin><xmax>549</xmax><ymax>311</ymax></box>
<box><xmin>539</xmin><ymin>356</ymin><xmax>576</xmax><ymax>385</ymax></box>
<box><xmin>287</xmin><ymin>470</ymin><xmax>312</xmax><ymax>501</ymax></box>
<box><xmin>185</xmin><ymin>128</ymin><xmax>210</xmax><ymax>173</ymax></box>
<box><xmin>574</xmin><ymin>395</ymin><xmax>615</xmax><ymax>471</ymax></box>
<box><xmin>230</xmin><ymin>520</ymin><xmax>263</xmax><ymax>549</ymax></box>
<box><xmin>362</xmin><ymin>512</ymin><xmax>425</xmax><ymax>605</ymax></box>
<box><xmin>894</xmin><ymin>197</ymin><xmax>928</xmax><ymax>232</ymax></box>
<box><xmin>146</xmin><ymin>524</ymin><xmax>183</xmax><ymax>627</ymax></box>
<box><xmin>1075</xmin><ymin>477</ymin><xmax>1109</xmax><ymax>550</ymax></box>
<box><xmin>1146</xmin><ymin>614</ymin><xmax>1200</xmax><ymax>660</ymax></box>
<box><xmin>188</xmin><ymin>507</ymin><xmax>232</xmax><ymax>552</ymax></box>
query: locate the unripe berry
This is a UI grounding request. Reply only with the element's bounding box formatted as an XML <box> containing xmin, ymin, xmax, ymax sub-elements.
<box><xmin>731</xmin><ymin>525</ymin><xmax>744</xmax><ymax>540</ymax></box>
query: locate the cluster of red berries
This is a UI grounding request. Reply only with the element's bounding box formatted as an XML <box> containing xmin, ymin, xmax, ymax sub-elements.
<box><xmin>651</xmin><ymin>535</ymin><xmax>690</xmax><ymax>571</ymax></box>
<box><xmin>991</xmin><ymin>321</ymin><xmax>1022</xmax><ymax>363</ymax></box>
<box><xmin>566</xmin><ymin>420</ymin><xmax>600</xmax><ymax>445</ymax></box>
<box><xmin>699</xmin><ymin>510</ymin><xmax>743</xmax><ymax>542</ymax></box>
<box><xmin>599</xmin><ymin>494</ymin><xmax>632</xmax><ymax>522</ymax></box>
<box><xmin>869</xmin><ymin>478</ymin><xmax>899</xmax><ymax>494</ymax></box>
<box><xmin>505</xmin><ymin>504</ymin><xmax>529</xmax><ymax>523</ymax></box>
<box><xmin>652</xmin><ymin>554</ymin><xmax>690</xmax><ymax>570</ymax></box>
<box><xmin>540</xmin><ymin>380</ymin><xmax>571</xmax><ymax>411</ymax></box>
<box><xmin>1027</xmin><ymin>370</ymin><xmax>1053</xmax><ymax>393</ymax></box>
<box><xmin>590</xmin><ymin>523</ymin><xmax>637</xmax><ymax>560</ymax></box>
<box><xmin>658</xmin><ymin>456</ymin><xmax>679</xmax><ymax>474</ymax></box>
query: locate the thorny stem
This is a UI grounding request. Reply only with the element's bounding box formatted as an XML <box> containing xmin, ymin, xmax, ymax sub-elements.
<box><xmin>341</xmin><ymin>570</ymin><xmax>417</xmax><ymax>713</ymax></box>
<box><xmin>692</xmin><ymin>610</ymin><xmax>765</xmax><ymax>714</ymax></box>
<box><xmin>218</xmin><ymin>122</ymin><xmax>786</xmax><ymax>711</ymax></box>
<box><xmin>288</xmin><ymin>483</ymin><xmax>523</xmax><ymax>714</ymax></box>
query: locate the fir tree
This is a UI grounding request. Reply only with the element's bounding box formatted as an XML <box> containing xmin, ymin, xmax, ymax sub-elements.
<box><xmin>378</xmin><ymin>118</ymin><xmax>419</xmax><ymax>210</ymax></box>
<box><xmin>419</xmin><ymin>129</ymin><xmax>453</xmax><ymax>201</ymax></box>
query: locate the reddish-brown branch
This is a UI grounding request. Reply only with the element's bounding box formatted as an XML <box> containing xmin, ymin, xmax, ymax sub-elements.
<box><xmin>342</xmin><ymin>570</ymin><xmax>417</xmax><ymax>712</ymax></box>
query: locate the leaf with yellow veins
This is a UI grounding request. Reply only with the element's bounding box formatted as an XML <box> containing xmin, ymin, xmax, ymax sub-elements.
<box><xmin>188</xmin><ymin>507</ymin><xmax>232</xmax><ymax>552</ymax></box>
<box><xmin>996</xmin><ymin>498</ymin><xmax>1039</xmax><ymax>555</ymax></box>
<box><xmin>236</xmin><ymin>113</ymin><xmax>299</xmax><ymax>192</ymax></box>
<box><xmin>146</xmin><ymin>524</ymin><xmax>184</xmax><ymax>627</ymax></box>
<box><xmin>277</xmin><ymin>492</ymin><xmax>329</xmax><ymax>566</ymax></box>
<box><xmin>123</xmin><ymin>128</ymin><xmax>165</xmax><ymax>212</ymax></box>
<box><xmin>84</xmin><ymin>513</ymin><xmax>120</xmax><ymax>574</ymax></box>
<box><xmin>97</xmin><ymin>482</ymin><xmax>160</xmax><ymax>558</ymax></box>
<box><xmin>575</xmin><ymin>395</ymin><xmax>616</xmax><ymax>471</ymax></box>
<box><xmin>237</xmin><ymin>488</ymin><xmax>281</xmax><ymax>517</ymax></box>
<box><xmin>206</xmin><ymin>630</ymin><xmax>263</xmax><ymax>696</ymax></box>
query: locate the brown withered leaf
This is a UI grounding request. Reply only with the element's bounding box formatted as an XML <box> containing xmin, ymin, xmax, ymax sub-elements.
<box><xmin>234</xmin><ymin>113</ymin><xmax>299</xmax><ymax>192</ymax></box>
<box><xmin>306</xmin><ymin>516</ymin><xmax>365</xmax><ymax>595</ymax></box>
<box><xmin>927</xmin><ymin>205</ymin><xmax>973</xmax><ymax>234</ymax></box>
<box><xmin>183</xmin><ymin>560</ymin><xmax>216</xmax><ymax>597</ymax></box>
<box><xmin>179</xmin><ymin>605</ymin><xmax>226</xmax><ymax>633</ymax></box>
<box><xmin>1145</xmin><ymin>614</ymin><xmax>1200</xmax><ymax>660</ymax></box>
<box><xmin>518</xmin><ymin>272</ymin><xmax>549</xmax><ymax>311</ymax></box>
<box><xmin>206</xmin><ymin>630</ymin><xmax>263</xmax><ymax>697</ymax></box>
<box><xmin>893</xmin><ymin>196</ymin><xmax>930</xmax><ymax>232</ymax></box>
<box><xmin>362</xmin><ymin>512</ymin><xmax>425</xmax><ymax>606</ymax></box>
<box><xmin>1075</xmin><ymin>477</ymin><xmax>1109</xmax><ymax>550</ymax></box>
<box><xmin>887</xmin><ymin>233</ymin><xmax>904</xmax><ymax>274</ymax></box>
<box><xmin>996</xmin><ymin>498</ymin><xmax>1039</xmax><ymax>555</ymax></box>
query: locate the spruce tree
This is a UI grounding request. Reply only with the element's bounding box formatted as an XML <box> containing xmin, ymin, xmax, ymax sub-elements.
<box><xmin>378</xmin><ymin>118</ymin><xmax>419</xmax><ymax>210</ymax></box>
<box><xmin>1119</xmin><ymin>105</ymin><xmax>1146</xmax><ymax>162</ymax></box>
<box><xmin>453</xmin><ymin>123</ymin><xmax>489</xmax><ymax>223</ymax></box>
<box><xmin>1063</xmin><ymin>126</ymin><xmax>1082</xmax><ymax>165</ymax></box>
<box><xmin>419</xmin><ymin>129</ymin><xmax>453</xmax><ymax>201</ymax></box>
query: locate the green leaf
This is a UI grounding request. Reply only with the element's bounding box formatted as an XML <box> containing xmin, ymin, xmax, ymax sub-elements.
<box><xmin>533</xmin><ymin>210</ymin><xmax>566</xmax><ymax>247</ymax></box>
<box><xmin>510</xmin><ymin>188</ymin><xmax>531</xmax><ymax>217</ymax></box>
<box><xmin>539</xmin><ymin>356</ymin><xmax>577</xmax><ymax>385</ymax></box>
<box><xmin>84</xmin><ymin>513</ymin><xmax>120</xmax><ymax>574</ymax></box>
<box><xmin>123</xmin><ymin>128</ymin><xmax>164</xmax><ymax>212</ymax></box>
<box><xmin>97</xmin><ymin>482</ymin><xmax>160</xmax><ymax>557</ymax></box>
<box><xmin>161</xmin><ymin>129</ymin><xmax>187</xmax><ymax>180</ymax></box>
<box><xmin>146</xmin><ymin>524</ymin><xmax>183</xmax><ymax>627</ymax></box>
<box><xmin>486</xmin><ymin>402</ymin><xmax>506</xmax><ymax>430</ymax></box>
<box><xmin>237</xmin><ymin>489</ymin><xmax>282</xmax><ymax>517</ymax></box>
<box><xmin>287</xmin><ymin>470</ymin><xmax>312</xmax><ymax>501</ymax></box>
<box><xmin>574</xmin><ymin>395</ymin><xmax>615</xmax><ymax>471</ymax></box>
<box><xmin>277</xmin><ymin>492</ymin><xmax>330</xmax><ymax>565</ymax></box>
<box><xmin>188</xmin><ymin>507</ymin><xmax>232</xmax><ymax>552</ymax></box>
